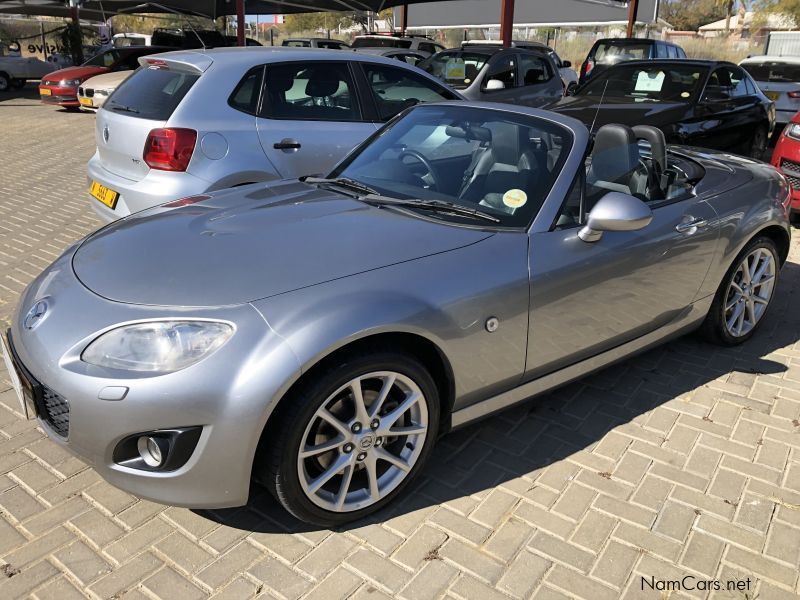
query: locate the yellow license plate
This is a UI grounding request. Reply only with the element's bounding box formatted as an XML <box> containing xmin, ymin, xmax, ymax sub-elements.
<box><xmin>79</xmin><ymin>97</ymin><xmax>93</xmax><ymax>107</ymax></box>
<box><xmin>766</xmin><ymin>91</ymin><xmax>780</xmax><ymax>101</ymax></box>
<box><xmin>40</xmin><ymin>88</ymin><xmax>51</xmax><ymax>96</ymax></box>
<box><xmin>90</xmin><ymin>180</ymin><xmax>119</xmax><ymax>209</ymax></box>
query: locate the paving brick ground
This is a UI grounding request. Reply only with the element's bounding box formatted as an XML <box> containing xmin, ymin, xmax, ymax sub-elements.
<box><xmin>1</xmin><ymin>88</ymin><xmax>800</xmax><ymax>600</ymax></box>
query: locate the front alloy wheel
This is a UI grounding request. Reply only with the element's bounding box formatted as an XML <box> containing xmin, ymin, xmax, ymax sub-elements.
<box><xmin>298</xmin><ymin>371</ymin><xmax>428</xmax><ymax>512</ymax></box>
<box><xmin>261</xmin><ymin>351</ymin><xmax>438</xmax><ymax>526</ymax></box>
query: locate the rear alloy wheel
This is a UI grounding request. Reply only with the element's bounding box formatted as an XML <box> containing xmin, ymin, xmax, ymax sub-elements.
<box><xmin>701</xmin><ymin>237</ymin><xmax>779</xmax><ymax>345</ymax></box>
<box><xmin>262</xmin><ymin>352</ymin><xmax>439</xmax><ymax>526</ymax></box>
<box><xmin>749</xmin><ymin>125</ymin><xmax>768</xmax><ymax>161</ymax></box>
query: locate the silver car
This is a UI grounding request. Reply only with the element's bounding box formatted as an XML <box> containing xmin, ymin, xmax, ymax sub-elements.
<box><xmin>4</xmin><ymin>103</ymin><xmax>792</xmax><ymax>526</ymax></box>
<box><xmin>87</xmin><ymin>47</ymin><xmax>461</xmax><ymax>222</ymax></box>
<box><xmin>740</xmin><ymin>55</ymin><xmax>800</xmax><ymax>126</ymax></box>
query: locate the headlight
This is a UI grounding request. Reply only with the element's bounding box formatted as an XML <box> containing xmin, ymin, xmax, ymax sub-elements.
<box><xmin>784</xmin><ymin>123</ymin><xmax>800</xmax><ymax>140</ymax></box>
<box><xmin>61</xmin><ymin>79</ymin><xmax>81</xmax><ymax>87</ymax></box>
<box><xmin>82</xmin><ymin>321</ymin><xmax>234</xmax><ymax>373</ymax></box>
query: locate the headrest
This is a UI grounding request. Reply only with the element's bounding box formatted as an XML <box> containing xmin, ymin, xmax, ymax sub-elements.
<box><xmin>489</xmin><ymin>122</ymin><xmax>521</xmax><ymax>166</ymax></box>
<box><xmin>269</xmin><ymin>67</ymin><xmax>295</xmax><ymax>93</ymax></box>
<box><xmin>445</xmin><ymin>124</ymin><xmax>492</xmax><ymax>143</ymax></box>
<box><xmin>306</xmin><ymin>72</ymin><xmax>340</xmax><ymax>97</ymax></box>
<box><xmin>633</xmin><ymin>125</ymin><xmax>667</xmax><ymax>174</ymax></box>
<box><xmin>591</xmin><ymin>124</ymin><xmax>639</xmax><ymax>183</ymax></box>
<box><xmin>524</xmin><ymin>68</ymin><xmax>544</xmax><ymax>84</ymax></box>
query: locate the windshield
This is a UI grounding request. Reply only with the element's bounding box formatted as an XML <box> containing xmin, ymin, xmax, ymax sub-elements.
<box><xmin>593</xmin><ymin>42</ymin><xmax>651</xmax><ymax>65</ymax></box>
<box><xmin>84</xmin><ymin>50</ymin><xmax>120</xmax><ymax>67</ymax></box>
<box><xmin>578</xmin><ymin>64</ymin><xmax>708</xmax><ymax>102</ymax></box>
<box><xmin>742</xmin><ymin>61</ymin><xmax>800</xmax><ymax>82</ymax></box>
<box><xmin>331</xmin><ymin>105</ymin><xmax>573</xmax><ymax>227</ymax></box>
<box><xmin>352</xmin><ymin>37</ymin><xmax>409</xmax><ymax>48</ymax></box>
<box><xmin>418</xmin><ymin>51</ymin><xmax>492</xmax><ymax>89</ymax></box>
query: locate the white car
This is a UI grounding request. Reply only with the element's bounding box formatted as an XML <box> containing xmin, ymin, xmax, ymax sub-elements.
<box><xmin>0</xmin><ymin>49</ymin><xmax>55</xmax><ymax>91</ymax></box>
<box><xmin>78</xmin><ymin>70</ymin><xmax>132</xmax><ymax>111</ymax></box>
<box><xmin>740</xmin><ymin>55</ymin><xmax>800</xmax><ymax>126</ymax></box>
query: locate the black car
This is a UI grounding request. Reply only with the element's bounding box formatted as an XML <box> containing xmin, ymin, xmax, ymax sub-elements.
<box><xmin>151</xmin><ymin>28</ymin><xmax>228</xmax><ymax>49</ymax></box>
<box><xmin>579</xmin><ymin>38</ymin><xmax>686</xmax><ymax>85</ymax></box>
<box><xmin>553</xmin><ymin>60</ymin><xmax>776</xmax><ymax>159</ymax></box>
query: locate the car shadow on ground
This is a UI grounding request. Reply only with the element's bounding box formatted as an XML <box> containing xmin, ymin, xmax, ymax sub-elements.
<box><xmin>195</xmin><ymin>257</ymin><xmax>800</xmax><ymax>534</ymax></box>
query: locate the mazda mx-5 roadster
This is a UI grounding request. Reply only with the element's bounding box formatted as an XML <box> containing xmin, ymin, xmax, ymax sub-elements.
<box><xmin>2</xmin><ymin>102</ymin><xmax>792</xmax><ymax>526</ymax></box>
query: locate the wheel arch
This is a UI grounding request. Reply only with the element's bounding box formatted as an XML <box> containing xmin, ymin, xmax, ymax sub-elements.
<box><xmin>754</xmin><ymin>224</ymin><xmax>791</xmax><ymax>265</ymax></box>
<box><xmin>251</xmin><ymin>330</ymin><xmax>456</xmax><ymax>483</ymax></box>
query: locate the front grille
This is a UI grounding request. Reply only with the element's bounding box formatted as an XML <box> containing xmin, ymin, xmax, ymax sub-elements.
<box><xmin>786</xmin><ymin>174</ymin><xmax>800</xmax><ymax>190</ymax></box>
<box><xmin>41</xmin><ymin>386</ymin><xmax>69</xmax><ymax>438</ymax></box>
<box><xmin>780</xmin><ymin>158</ymin><xmax>800</xmax><ymax>189</ymax></box>
<box><xmin>78</xmin><ymin>87</ymin><xmax>84</xmax><ymax>96</ymax></box>
<box><xmin>780</xmin><ymin>157</ymin><xmax>800</xmax><ymax>172</ymax></box>
<box><xmin>83</xmin><ymin>88</ymin><xmax>94</xmax><ymax>98</ymax></box>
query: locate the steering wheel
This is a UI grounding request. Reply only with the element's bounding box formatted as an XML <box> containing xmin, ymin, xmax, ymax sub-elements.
<box><xmin>399</xmin><ymin>149</ymin><xmax>439</xmax><ymax>191</ymax></box>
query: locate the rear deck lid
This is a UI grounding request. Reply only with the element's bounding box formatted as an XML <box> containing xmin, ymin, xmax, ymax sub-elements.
<box><xmin>95</xmin><ymin>57</ymin><xmax>204</xmax><ymax>182</ymax></box>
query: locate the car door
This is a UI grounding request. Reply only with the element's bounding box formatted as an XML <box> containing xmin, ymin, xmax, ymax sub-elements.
<box><xmin>357</xmin><ymin>61</ymin><xmax>460</xmax><ymax>123</ymax></box>
<box><xmin>688</xmin><ymin>67</ymin><xmax>741</xmax><ymax>150</ymax></box>
<box><xmin>255</xmin><ymin>61</ymin><xmax>377</xmax><ymax>179</ymax></box>
<box><xmin>516</xmin><ymin>52</ymin><xmax>563</xmax><ymax>108</ymax></box>
<box><xmin>726</xmin><ymin>66</ymin><xmax>765</xmax><ymax>144</ymax></box>
<box><xmin>525</xmin><ymin>162</ymin><xmax>719</xmax><ymax>379</ymax></box>
<box><xmin>476</xmin><ymin>52</ymin><xmax>521</xmax><ymax>103</ymax></box>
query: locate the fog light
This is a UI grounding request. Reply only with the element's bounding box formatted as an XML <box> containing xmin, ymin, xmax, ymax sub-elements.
<box><xmin>137</xmin><ymin>436</ymin><xmax>167</xmax><ymax>468</ymax></box>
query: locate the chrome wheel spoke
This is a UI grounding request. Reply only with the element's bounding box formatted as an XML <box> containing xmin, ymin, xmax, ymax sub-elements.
<box><xmin>318</xmin><ymin>409</ymin><xmax>350</xmax><ymax>437</ymax></box>
<box><xmin>725</xmin><ymin>293</ymin><xmax>742</xmax><ymax>311</ymax></box>
<box><xmin>745</xmin><ymin>300</ymin><xmax>757</xmax><ymax>328</ymax></box>
<box><xmin>752</xmin><ymin>295</ymin><xmax>769</xmax><ymax>306</ymax></box>
<box><xmin>307</xmin><ymin>453</ymin><xmax>352</xmax><ymax>494</ymax></box>
<box><xmin>375</xmin><ymin>447</ymin><xmax>412</xmax><ymax>472</ymax></box>
<box><xmin>368</xmin><ymin>374</ymin><xmax>397</xmax><ymax>418</ymax></box>
<box><xmin>364</xmin><ymin>454</ymin><xmax>380</xmax><ymax>501</ymax></box>
<box><xmin>300</xmin><ymin>435</ymin><xmax>345</xmax><ymax>459</ymax></box>
<box><xmin>334</xmin><ymin>465</ymin><xmax>354</xmax><ymax>510</ymax></box>
<box><xmin>747</xmin><ymin>249</ymin><xmax>761</xmax><ymax>281</ymax></box>
<box><xmin>379</xmin><ymin>392</ymin><xmax>422</xmax><ymax>433</ymax></box>
<box><xmin>727</xmin><ymin>301</ymin><xmax>745</xmax><ymax>332</ymax></box>
<box><xmin>753</xmin><ymin>274</ymin><xmax>774</xmax><ymax>288</ymax></box>
<box><xmin>729</xmin><ymin>281</ymin><xmax>744</xmax><ymax>294</ymax></box>
<box><xmin>388</xmin><ymin>424</ymin><xmax>427</xmax><ymax>436</ymax></box>
<box><xmin>350</xmin><ymin>379</ymin><xmax>370</xmax><ymax>425</ymax></box>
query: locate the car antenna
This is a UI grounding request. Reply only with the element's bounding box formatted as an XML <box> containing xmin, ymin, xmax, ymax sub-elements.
<box><xmin>121</xmin><ymin>3</ymin><xmax>208</xmax><ymax>50</ymax></box>
<box><xmin>588</xmin><ymin>77</ymin><xmax>610</xmax><ymax>137</ymax></box>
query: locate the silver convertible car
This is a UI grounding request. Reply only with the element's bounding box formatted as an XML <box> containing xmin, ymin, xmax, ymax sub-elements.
<box><xmin>3</xmin><ymin>103</ymin><xmax>792</xmax><ymax>526</ymax></box>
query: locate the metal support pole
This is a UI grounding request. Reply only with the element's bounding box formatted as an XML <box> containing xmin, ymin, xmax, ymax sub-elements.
<box><xmin>401</xmin><ymin>4</ymin><xmax>408</xmax><ymax>36</ymax></box>
<box><xmin>236</xmin><ymin>0</ymin><xmax>245</xmax><ymax>46</ymax></box>
<box><xmin>500</xmin><ymin>0</ymin><xmax>515</xmax><ymax>48</ymax></box>
<box><xmin>40</xmin><ymin>21</ymin><xmax>47</xmax><ymax>60</ymax></box>
<box><xmin>627</xmin><ymin>0</ymin><xmax>639</xmax><ymax>38</ymax></box>
<box><xmin>269</xmin><ymin>28</ymin><xmax>274</xmax><ymax>46</ymax></box>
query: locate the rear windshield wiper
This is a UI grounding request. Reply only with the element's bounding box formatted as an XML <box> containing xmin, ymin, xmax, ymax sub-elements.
<box><xmin>302</xmin><ymin>176</ymin><xmax>378</xmax><ymax>197</ymax></box>
<box><xmin>361</xmin><ymin>193</ymin><xmax>500</xmax><ymax>224</ymax></box>
<box><xmin>109</xmin><ymin>103</ymin><xmax>140</xmax><ymax>114</ymax></box>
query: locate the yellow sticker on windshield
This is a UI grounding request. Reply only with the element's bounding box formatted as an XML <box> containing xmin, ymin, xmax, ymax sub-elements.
<box><xmin>445</xmin><ymin>58</ymin><xmax>466</xmax><ymax>80</ymax></box>
<box><xmin>503</xmin><ymin>189</ymin><xmax>528</xmax><ymax>209</ymax></box>
<box><xmin>681</xmin><ymin>91</ymin><xmax>690</xmax><ymax>98</ymax></box>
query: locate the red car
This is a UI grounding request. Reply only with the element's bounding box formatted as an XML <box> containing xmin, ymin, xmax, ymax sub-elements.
<box><xmin>39</xmin><ymin>47</ymin><xmax>166</xmax><ymax>109</ymax></box>
<box><xmin>771</xmin><ymin>111</ymin><xmax>800</xmax><ymax>219</ymax></box>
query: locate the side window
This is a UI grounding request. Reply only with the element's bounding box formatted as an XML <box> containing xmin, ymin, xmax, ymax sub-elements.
<box><xmin>120</xmin><ymin>53</ymin><xmax>141</xmax><ymax>70</ymax></box>
<box><xmin>484</xmin><ymin>55</ymin><xmax>516</xmax><ymax>89</ymax></box>
<box><xmin>318</xmin><ymin>41</ymin><xmax>341</xmax><ymax>49</ymax></box>
<box><xmin>744</xmin><ymin>75</ymin><xmax>757</xmax><ymax>95</ymax></box>
<box><xmin>667</xmin><ymin>45</ymin><xmax>678</xmax><ymax>59</ymax></box>
<box><xmin>727</xmin><ymin>67</ymin><xmax>749</xmax><ymax>97</ymax></box>
<box><xmin>519</xmin><ymin>54</ymin><xmax>552</xmax><ymax>86</ymax></box>
<box><xmin>362</xmin><ymin>63</ymin><xmax>458</xmax><ymax>121</ymax></box>
<box><xmin>677</xmin><ymin>46</ymin><xmax>687</xmax><ymax>58</ymax></box>
<box><xmin>550</xmin><ymin>51</ymin><xmax>564</xmax><ymax>68</ymax></box>
<box><xmin>285</xmin><ymin>41</ymin><xmax>309</xmax><ymax>47</ymax></box>
<box><xmin>259</xmin><ymin>62</ymin><xmax>359</xmax><ymax>121</ymax></box>
<box><xmin>229</xmin><ymin>66</ymin><xmax>263</xmax><ymax>115</ymax></box>
<box><xmin>554</xmin><ymin>170</ymin><xmax>585</xmax><ymax>229</ymax></box>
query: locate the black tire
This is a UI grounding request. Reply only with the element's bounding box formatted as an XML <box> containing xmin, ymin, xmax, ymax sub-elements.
<box><xmin>0</xmin><ymin>72</ymin><xmax>10</xmax><ymax>93</ymax></box>
<box><xmin>257</xmin><ymin>350</ymin><xmax>439</xmax><ymax>527</ymax></box>
<box><xmin>10</xmin><ymin>78</ymin><xmax>25</xmax><ymax>90</ymax></box>
<box><xmin>700</xmin><ymin>236</ymin><xmax>780</xmax><ymax>346</ymax></box>
<box><xmin>749</xmin><ymin>125</ymin><xmax>768</xmax><ymax>161</ymax></box>
<box><xmin>566</xmin><ymin>82</ymin><xmax>578</xmax><ymax>96</ymax></box>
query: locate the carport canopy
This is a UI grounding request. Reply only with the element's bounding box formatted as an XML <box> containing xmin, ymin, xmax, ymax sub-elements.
<box><xmin>0</xmin><ymin>0</ymin><xmax>641</xmax><ymax>47</ymax></box>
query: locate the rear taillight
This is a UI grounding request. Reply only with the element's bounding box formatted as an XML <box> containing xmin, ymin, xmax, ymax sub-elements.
<box><xmin>143</xmin><ymin>128</ymin><xmax>197</xmax><ymax>172</ymax></box>
<box><xmin>788</xmin><ymin>91</ymin><xmax>800</xmax><ymax>99</ymax></box>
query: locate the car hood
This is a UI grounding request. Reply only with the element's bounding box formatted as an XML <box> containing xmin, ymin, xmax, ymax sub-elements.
<box><xmin>45</xmin><ymin>65</ymin><xmax>108</xmax><ymax>83</ymax></box>
<box><xmin>72</xmin><ymin>181</ymin><xmax>494</xmax><ymax>307</ymax></box>
<box><xmin>552</xmin><ymin>95</ymin><xmax>688</xmax><ymax>134</ymax></box>
<box><xmin>82</xmin><ymin>70</ymin><xmax>131</xmax><ymax>89</ymax></box>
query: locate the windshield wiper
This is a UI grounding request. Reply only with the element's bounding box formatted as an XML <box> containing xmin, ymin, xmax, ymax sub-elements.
<box><xmin>361</xmin><ymin>194</ymin><xmax>500</xmax><ymax>223</ymax></box>
<box><xmin>110</xmin><ymin>103</ymin><xmax>140</xmax><ymax>114</ymax></box>
<box><xmin>302</xmin><ymin>176</ymin><xmax>378</xmax><ymax>197</ymax></box>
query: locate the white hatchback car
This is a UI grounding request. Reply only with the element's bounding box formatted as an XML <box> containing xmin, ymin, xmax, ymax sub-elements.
<box><xmin>87</xmin><ymin>47</ymin><xmax>461</xmax><ymax>222</ymax></box>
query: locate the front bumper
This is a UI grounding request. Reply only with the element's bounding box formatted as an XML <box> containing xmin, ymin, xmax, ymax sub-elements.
<box><xmin>87</xmin><ymin>152</ymin><xmax>212</xmax><ymax>222</ymax></box>
<box><xmin>8</xmin><ymin>252</ymin><xmax>301</xmax><ymax>507</ymax></box>
<box><xmin>39</xmin><ymin>84</ymin><xmax>79</xmax><ymax>106</ymax></box>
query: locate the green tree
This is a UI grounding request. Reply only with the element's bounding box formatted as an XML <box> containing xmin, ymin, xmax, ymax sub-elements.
<box><xmin>285</xmin><ymin>11</ymin><xmax>351</xmax><ymax>34</ymax></box>
<box><xmin>659</xmin><ymin>0</ymin><xmax>726</xmax><ymax>31</ymax></box>
<box><xmin>752</xmin><ymin>0</ymin><xmax>800</xmax><ymax>26</ymax></box>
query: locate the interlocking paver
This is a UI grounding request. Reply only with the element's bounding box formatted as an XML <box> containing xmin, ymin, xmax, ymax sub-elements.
<box><xmin>1</xmin><ymin>91</ymin><xmax>800</xmax><ymax>599</ymax></box>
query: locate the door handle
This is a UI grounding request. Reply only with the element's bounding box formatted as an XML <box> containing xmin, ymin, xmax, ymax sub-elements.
<box><xmin>675</xmin><ymin>217</ymin><xmax>707</xmax><ymax>234</ymax></box>
<box><xmin>274</xmin><ymin>138</ymin><xmax>301</xmax><ymax>150</ymax></box>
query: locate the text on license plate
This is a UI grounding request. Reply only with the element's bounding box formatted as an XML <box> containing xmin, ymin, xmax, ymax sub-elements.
<box><xmin>40</xmin><ymin>88</ymin><xmax>51</xmax><ymax>96</ymax></box>
<box><xmin>766</xmin><ymin>91</ymin><xmax>780</xmax><ymax>101</ymax></box>
<box><xmin>79</xmin><ymin>97</ymin><xmax>93</xmax><ymax>107</ymax></box>
<box><xmin>90</xmin><ymin>180</ymin><xmax>119</xmax><ymax>209</ymax></box>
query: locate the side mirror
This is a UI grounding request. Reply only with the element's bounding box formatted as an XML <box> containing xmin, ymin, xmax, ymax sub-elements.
<box><xmin>578</xmin><ymin>192</ymin><xmax>653</xmax><ymax>243</ymax></box>
<box><xmin>562</xmin><ymin>60</ymin><xmax>572</xmax><ymax>68</ymax></box>
<box><xmin>484</xmin><ymin>79</ymin><xmax>505</xmax><ymax>91</ymax></box>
